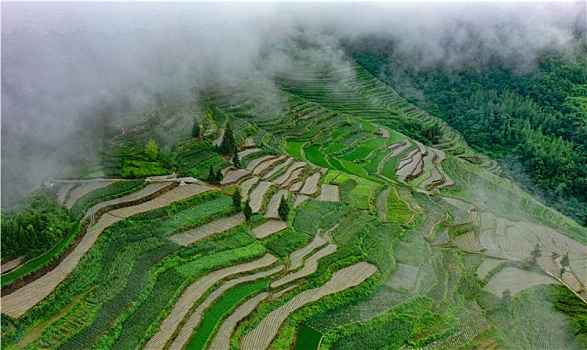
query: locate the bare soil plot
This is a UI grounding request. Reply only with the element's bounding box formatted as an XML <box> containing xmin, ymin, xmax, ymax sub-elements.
<box><xmin>264</xmin><ymin>158</ymin><xmax>293</xmax><ymax>180</ymax></box>
<box><xmin>294</xmin><ymin>195</ymin><xmax>310</xmax><ymax>208</ymax></box>
<box><xmin>483</xmin><ymin>266</ymin><xmax>559</xmax><ymax>297</ymax></box>
<box><xmin>252</xmin><ymin>220</ymin><xmax>288</xmax><ymax>239</ymax></box>
<box><xmin>537</xmin><ymin>256</ymin><xmax>560</xmax><ymax>276</ymax></box>
<box><xmin>65</xmin><ymin>181</ymin><xmax>113</xmax><ymax>209</ymax></box>
<box><xmin>300</xmin><ymin>173</ymin><xmax>321</xmax><ymax>195</ymax></box>
<box><xmin>221</xmin><ymin>169</ymin><xmax>250</xmax><ymax>185</ymax></box>
<box><xmin>1</xmin><ymin>213</ymin><xmax>121</xmax><ymax>318</ymax></box>
<box><xmin>570</xmin><ymin>260</ymin><xmax>587</xmax><ymax>287</ymax></box>
<box><xmin>238</xmin><ymin>148</ymin><xmax>261</xmax><ymax>159</ymax></box>
<box><xmin>378</xmin><ymin>125</ymin><xmax>390</xmax><ymax>138</ymax></box>
<box><xmin>240</xmin><ymin>177</ymin><xmax>259</xmax><ymax>199</ymax></box>
<box><xmin>388</xmin><ymin>140</ymin><xmax>412</xmax><ymax>158</ymax></box>
<box><xmin>246</xmin><ymin>155</ymin><xmax>275</xmax><ymax>173</ymax></box>
<box><xmin>146</xmin><ymin>254</ymin><xmax>278</xmax><ymax>350</ymax></box>
<box><xmin>249</xmin><ymin>181</ymin><xmax>274</xmax><ymax>213</ymax></box>
<box><xmin>208</xmin><ymin>292</ymin><xmax>270</xmax><ymax>350</ymax></box>
<box><xmin>395</xmin><ymin>148</ymin><xmax>419</xmax><ymax>170</ymax></box>
<box><xmin>253</xmin><ymin>156</ymin><xmax>286</xmax><ymax>176</ymax></box>
<box><xmin>384</xmin><ymin>263</ymin><xmax>419</xmax><ymax>290</ymax></box>
<box><xmin>222</xmin><ymin>166</ymin><xmax>235</xmax><ymax>177</ymax></box>
<box><xmin>57</xmin><ymin>183</ymin><xmax>75</xmax><ymax>205</ymax></box>
<box><xmin>169</xmin><ymin>214</ymin><xmax>246</xmax><ymax>246</ymax></box>
<box><xmin>442</xmin><ymin>197</ymin><xmax>474</xmax><ymax>213</ymax></box>
<box><xmin>316</xmin><ymin>184</ymin><xmax>340</xmax><ymax>202</ymax></box>
<box><xmin>108</xmin><ymin>183</ymin><xmax>212</xmax><ymax>219</ymax></box>
<box><xmin>274</xmin><ymin>162</ymin><xmax>306</xmax><ymax>186</ymax></box>
<box><xmin>289</xmin><ymin>181</ymin><xmax>303</xmax><ymax>192</ymax></box>
<box><xmin>241</xmin><ymin>262</ymin><xmax>377</xmax><ymax>350</ymax></box>
<box><xmin>396</xmin><ymin>150</ymin><xmax>423</xmax><ymax>183</ymax></box>
<box><xmin>265</xmin><ymin>190</ymin><xmax>289</xmax><ymax>219</ymax></box>
<box><xmin>419</xmin><ymin>168</ymin><xmax>443</xmax><ymax>191</ymax></box>
<box><xmin>476</xmin><ymin>212</ymin><xmax>587</xmax><ymax>263</ymax></box>
<box><xmin>1</xmin><ymin>256</ymin><xmax>24</xmax><ymax>274</ymax></box>
<box><xmin>281</xmin><ymin>168</ymin><xmax>305</xmax><ymax>189</ymax></box>
<box><xmin>271</xmin><ymin>244</ymin><xmax>337</xmax><ymax>289</ymax></box>
<box><xmin>272</xmin><ymin>283</ymin><xmax>300</xmax><ymax>299</ymax></box>
<box><xmin>561</xmin><ymin>270</ymin><xmax>583</xmax><ymax>292</ymax></box>
<box><xmin>289</xmin><ymin>236</ymin><xmax>328</xmax><ymax>271</ymax></box>
<box><xmin>430</xmin><ymin>148</ymin><xmax>454</xmax><ymax>188</ymax></box>
<box><xmin>82</xmin><ymin>182</ymin><xmax>173</xmax><ymax>222</ymax></box>
<box><xmin>452</xmin><ymin>231</ymin><xmax>484</xmax><ymax>253</ymax></box>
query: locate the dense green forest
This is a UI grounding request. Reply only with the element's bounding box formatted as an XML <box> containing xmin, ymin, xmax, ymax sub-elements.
<box><xmin>1</xmin><ymin>189</ymin><xmax>73</xmax><ymax>261</ymax></box>
<box><xmin>350</xmin><ymin>38</ymin><xmax>587</xmax><ymax>226</ymax></box>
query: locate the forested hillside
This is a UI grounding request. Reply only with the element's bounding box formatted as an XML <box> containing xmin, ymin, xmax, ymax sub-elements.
<box><xmin>350</xmin><ymin>38</ymin><xmax>587</xmax><ymax>225</ymax></box>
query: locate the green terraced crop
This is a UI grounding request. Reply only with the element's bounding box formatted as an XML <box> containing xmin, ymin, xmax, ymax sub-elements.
<box><xmin>293</xmin><ymin>200</ymin><xmax>343</xmax><ymax>235</ymax></box>
<box><xmin>362</xmin><ymin>221</ymin><xmax>402</xmax><ymax>279</ymax></box>
<box><xmin>285</xmin><ymin>141</ymin><xmax>306</xmax><ymax>160</ymax></box>
<box><xmin>341</xmin><ymin>138</ymin><xmax>386</xmax><ymax>162</ymax></box>
<box><xmin>303</xmin><ymin>144</ymin><xmax>331</xmax><ymax>168</ymax></box>
<box><xmin>186</xmin><ymin>279</ymin><xmax>270</xmax><ymax>350</ymax></box>
<box><xmin>294</xmin><ymin>325</ymin><xmax>323</xmax><ymax>350</ymax></box>
<box><xmin>177</xmin><ymin>243</ymin><xmax>266</xmax><ymax>277</ymax></box>
<box><xmin>265</xmin><ymin>229</ymin><xmax>310</xmax><ymax>258</ymax></box>
<box><xmin>360</xmin><ymin>120</ymin><xmax>377</xmax><ymax>132</ymax></box>
<box><xmin>163</xmin><ymin>196</ymin><xmax>234</xmax><ymax>230</ymax></box>
<box><xmin>386</xmin><ymin>186</ymin><xmax>416</xmax><ymax>225</ymax></box>
<box><xmin>364</xmin><ymin>149</ymin><xmax>388</xmax><ymax>174</ymax></box>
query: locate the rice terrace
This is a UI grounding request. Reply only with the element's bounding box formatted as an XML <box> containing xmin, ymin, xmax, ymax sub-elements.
<box><xmin>2</xmin><ymin>3</ymin><xmax>587</xmax><ymax>350</ymax></box>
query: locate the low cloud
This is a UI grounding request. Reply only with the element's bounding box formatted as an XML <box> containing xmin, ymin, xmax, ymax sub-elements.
<box><xmin>2</xmin><ymin>2</ymin><xmax>584</xmax><ymax>206</ymax></box>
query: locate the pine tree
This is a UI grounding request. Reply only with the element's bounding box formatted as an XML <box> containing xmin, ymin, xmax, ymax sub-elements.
<box><xmin>215</xmin><ymin>169</ymin><xmax>223</xmax><ymax>184</ymax></box>
<box><xmin>232</xmin><ymin>151</ymin><xmax>241</xmax><ymax>168</ymax></box>
<box><xmin>219</xmin><ymin>124</ymin><xmax>236</xmax><ymax>156</ymax></box>
<box><xmin>560</xmin><ymin>252</ymin><xmax>570</xmax><ymax>274</ymax></box>
<box><xmin>278</xmin><ymin>196</ymin><xmax>290</xmax><ymax>221</ymax></box>
<box><xmin>232</xmin><ymin>190</ymin><xmax>242</xmax><ymax>207</ymax></box>
<box><xmin>208</xmin><ymin>165</ymin><xmax>216</xmax><ymax>183</ymax></box>
<box><xmin>244</xmin><ymin>200</ymin><xmax>252</xmax><ymax>221</ymax></box>
<box><xmin>531</xmin><ymin>243</ymin><xmax>542</xmax><ymax>264</ymax></box>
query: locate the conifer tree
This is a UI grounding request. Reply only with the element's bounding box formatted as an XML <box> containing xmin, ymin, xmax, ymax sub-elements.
<box><xmin>560</xmin><ymin>252</ymin><xmax>570</xmax><ymax>274</ymax></box>
<box><xmin>278</xmin><ymin>196</ymin><xmax>290</xmax><ymax>221</ymax></box>
<box><xmin>244</xmin><ymin>200</ymin><xmax>252</xmax><ymax>221</ymax></box>
<box><xmin>232</xmin><ymin>151</ymin><xmax>241</xmax><ymax>168</ymax></box>
<box><xmin>219</xmin><ymin>124</ymin><xmax>236</xmax><ymax>155</ymax></box>
<box><xmin>208</xmin><ymin>165</ymin><xmax>216</xmax><ymax>183</ymax></box>
<box><xmin>531</xmin><ymin>243</ymin><xmax>542</xmax><ymax>264</ymax></box>
<box><xmin>232</xmin><ymin>190</ymin><xmax>242</xmax><ymax>207</ymax></box>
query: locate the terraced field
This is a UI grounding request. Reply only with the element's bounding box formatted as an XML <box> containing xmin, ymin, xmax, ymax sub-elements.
<box><xmin>2</xmin><ymin>36</ymin><xmax>585</xmax><ymax>350</ymax></box>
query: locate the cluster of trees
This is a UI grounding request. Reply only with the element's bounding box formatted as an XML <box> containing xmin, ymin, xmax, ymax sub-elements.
<box><xmin>207</xmin><ymin>165</ymin><xmax>223</xmax><ymax>184</ymax></box>
<box><xmin>353</xmin><ymin>42</ymin><xmax>587</xmax><ymax>225</ymax></box>
<box><xmin>232</xmin><ymin>190</ymin><xmax>290</xmax><ymax>222</ymax></box>
<box><xmin>1</xmin><ymin>189</ymin><xmax>73</xmax><ymax>261</ymax></box>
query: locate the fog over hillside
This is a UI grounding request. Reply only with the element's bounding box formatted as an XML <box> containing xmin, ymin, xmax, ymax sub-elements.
<box><xmin>2</xmin><ymin>2</ymin><xmax>584</xmax><ymax>207</ymax></box>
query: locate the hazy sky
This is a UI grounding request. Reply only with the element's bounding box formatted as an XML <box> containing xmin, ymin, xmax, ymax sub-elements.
<box><xmin>2</xmin><ymin>2</ymin><xmax>585</xmax><ymax>206</ymax></box>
